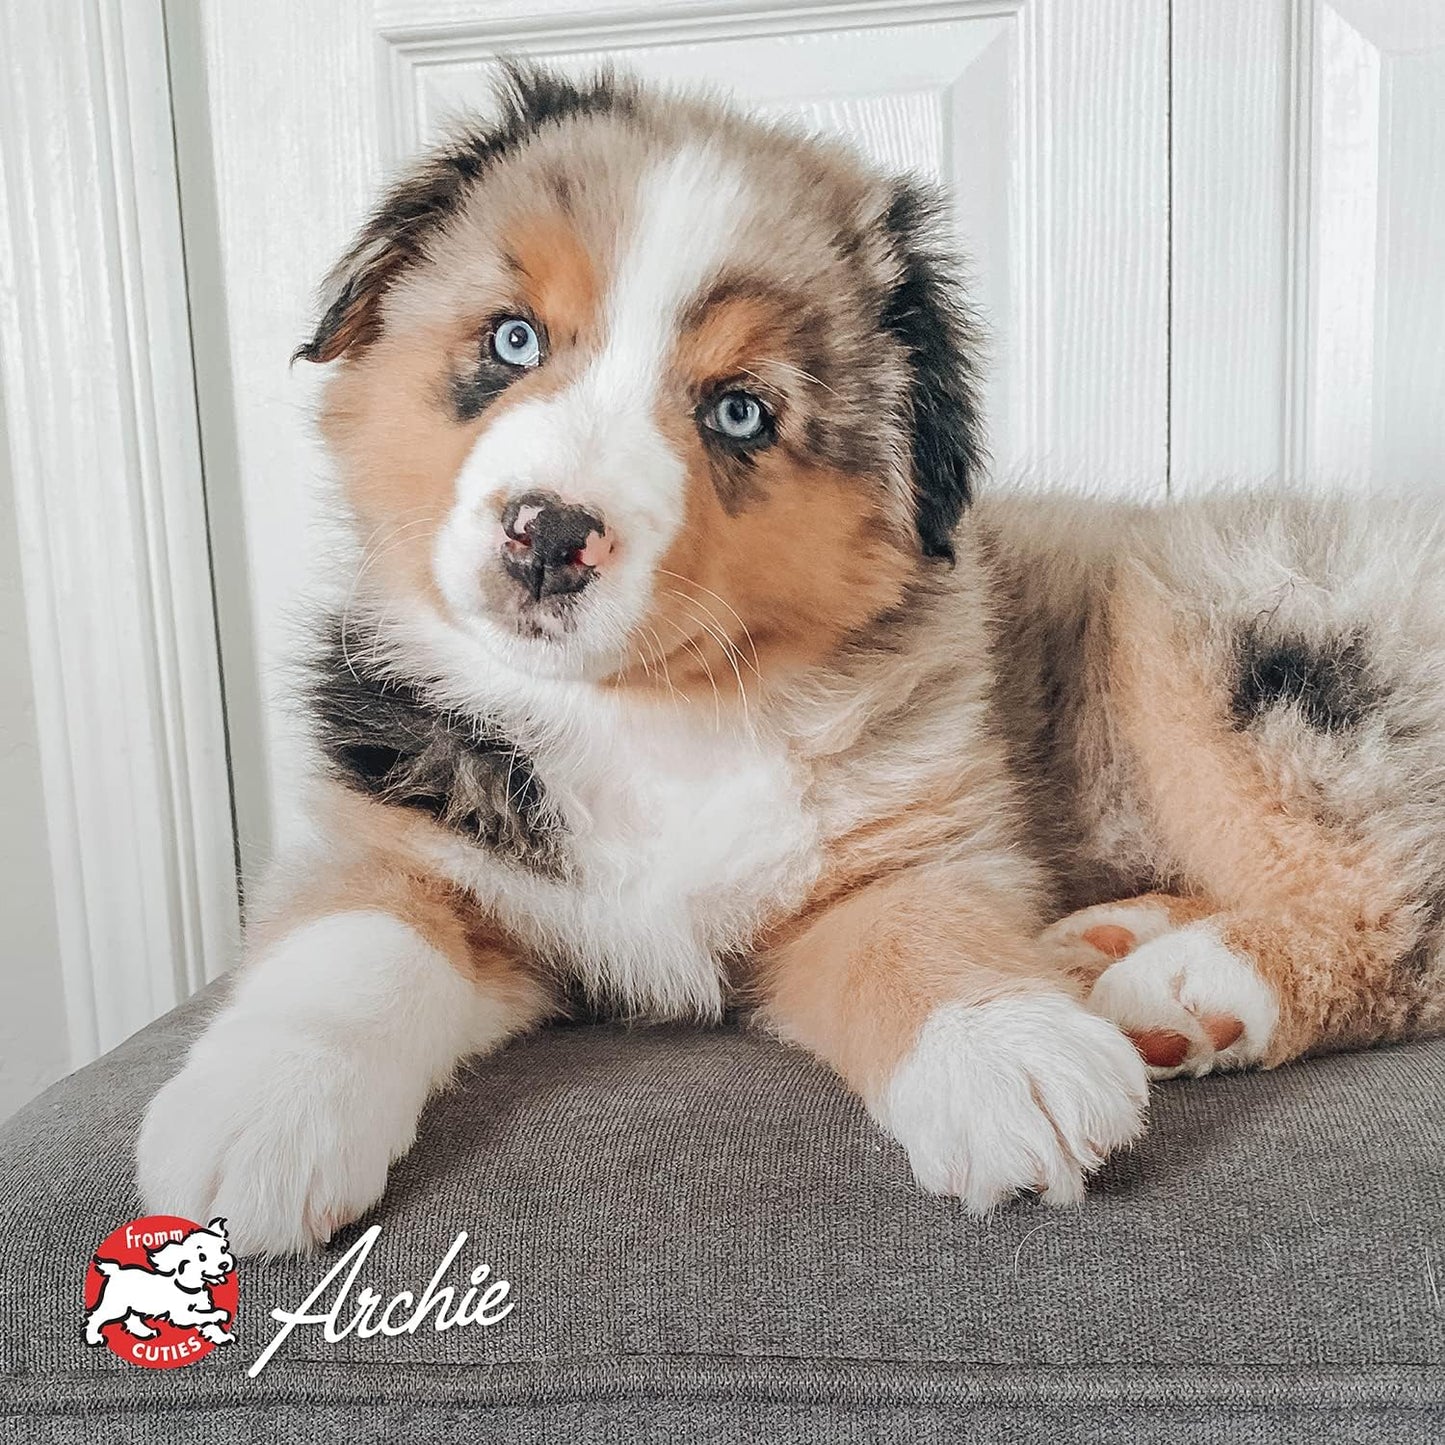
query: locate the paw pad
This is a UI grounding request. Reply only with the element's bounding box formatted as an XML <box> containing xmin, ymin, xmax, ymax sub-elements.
<box><xmin>1129</xmin><ymin>1026</ymin><xmax>1191</xmax><ymax>1069</ymax></box>
<box><xmin>1080</xmin><ymin>924</ymin><xmax>1138</xmax><ymax>959</ymax></box>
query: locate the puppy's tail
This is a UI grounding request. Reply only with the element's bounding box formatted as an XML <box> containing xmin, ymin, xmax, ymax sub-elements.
<box><xmin>93</xmin><ymin>1258</ymin><xmax>120</xmax><ymax>1276</ymax></box>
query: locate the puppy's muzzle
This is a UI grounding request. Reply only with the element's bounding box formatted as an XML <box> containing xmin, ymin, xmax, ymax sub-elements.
<box><xmin>500</xmin><ymin>490</ymin><xmax>613</xmax><ymax>601</ymax></box>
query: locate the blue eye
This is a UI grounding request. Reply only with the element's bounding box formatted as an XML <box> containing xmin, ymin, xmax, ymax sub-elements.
<box><xmin>705</xmin><ymin>390</ymin><xmax>770</xmax><ymax>443</ymax></box>
<box><xmin>493</xmin><ymin>317</ymin><xmax>541</xmax><ymax>368</ymax></box>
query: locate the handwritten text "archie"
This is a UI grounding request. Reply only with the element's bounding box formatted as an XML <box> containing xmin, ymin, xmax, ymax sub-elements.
<box><xmin>250</xmin><ymin>1226</ymin><xmax>514</xmax><ymax>1377</ymax></box>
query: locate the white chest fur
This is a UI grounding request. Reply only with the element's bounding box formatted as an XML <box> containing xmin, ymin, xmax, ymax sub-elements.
<box><xmin>428</xmin><ymin>695</ymin><xmax>821</xmax><ymax>1020</ymax></box>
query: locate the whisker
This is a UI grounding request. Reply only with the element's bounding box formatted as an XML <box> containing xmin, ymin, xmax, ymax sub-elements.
<box><xmin>339</xmin><ymin>515</ymin><xmax>442</xmax><ymax>682</ymax></box>
<box><xmin>666</xmin><ymin>591</ymin><xmax>753</xmax><ymax>729</ymax></box>
<box><xmin>640</xmin><ymin>624</ymin><xmax>681</xmax><ymax>706</ymax></box>
<box><xmin>655</xmin><ymin>568</ymin><xmax>762</xmax><ymax>677</ymax></box>
<box><xmin>631</xmin><ymin>637</ymin><xmax>657</xmax><ymax>686</ymax></box>
<box><xmin>663</xmin><ymin>615</ymin><xmax>722</xmax><ymax>726</ymax></box>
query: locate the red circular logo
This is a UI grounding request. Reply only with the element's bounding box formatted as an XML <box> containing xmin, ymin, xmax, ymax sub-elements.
<box><xmin>83</xmin><ymin>1215</ymin><xmax>239</xmax><ymax>1369</ymax></box>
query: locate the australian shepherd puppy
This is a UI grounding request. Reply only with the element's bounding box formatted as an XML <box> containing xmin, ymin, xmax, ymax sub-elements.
<box><xmin>139</xmin><ymin>65</ymin><xmax>1445</xmax><ymax>1255</ymax></box>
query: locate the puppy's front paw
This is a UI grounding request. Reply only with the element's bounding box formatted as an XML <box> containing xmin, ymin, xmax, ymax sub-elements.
<box><xmin>137</xmin><ymin>1019</ymin><xmax>422</xmax><ymax>1257</ymax></box>
<box><xmin>1089</xmin><ymin>922</ymin><xmax>1278</xmax><ymax>1078</ymax></box>
<box><xmin>879</xmin><ymin>993</ymin><xmax>1148</xmax><ymax>1212</ymax></box>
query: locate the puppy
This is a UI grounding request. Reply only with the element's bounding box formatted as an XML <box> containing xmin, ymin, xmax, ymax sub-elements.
<box><xmin>138</xmin><ymin>65</ymin><xmax>1445</xmax><ymax>1254</ymax></box>
<box><xmin>85</xmin><ymin>1219</ymin><xmax>235</xmax><ymax>1345</ymax></box>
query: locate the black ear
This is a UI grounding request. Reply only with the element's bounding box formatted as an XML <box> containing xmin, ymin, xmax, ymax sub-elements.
<box><xmin>879</xmin><ymin>181</ymin><xmax>986</xmax><ymax>562</ymax></box>
<box><xmin>293</xmin><ymin>146</ymin><xmax>480</xmax><ymax>364</ymax></box>
<box><xmin>295</xmin><ymin>61</ymin><xmax>638</xmax><ymax>364</ymax></box>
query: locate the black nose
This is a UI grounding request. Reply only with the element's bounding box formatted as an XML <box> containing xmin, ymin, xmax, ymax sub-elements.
<box><xmin>500</xmin><ymin>491</ymin><xmax>608</xmax><ymax>601</ymax></box>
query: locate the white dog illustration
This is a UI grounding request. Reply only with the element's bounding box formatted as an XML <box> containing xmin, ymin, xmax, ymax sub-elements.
<box><xmin>85</xmin><ymin>1217</ymin><xmax>236</xmax><ymax>1347</ymax></box>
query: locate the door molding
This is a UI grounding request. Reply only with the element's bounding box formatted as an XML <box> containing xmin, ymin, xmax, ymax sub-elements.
<box><xmin>378</xmin><ymin>1</ymin><xmax>1029</xmax><ymax>162</ymax></box>
<box><xmin>0</xmin><ymin>0</ymin><xmax>239</xmax><ymax>1059</ymax></box>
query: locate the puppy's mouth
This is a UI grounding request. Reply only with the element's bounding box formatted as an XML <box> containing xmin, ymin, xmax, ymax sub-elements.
<box><xmin>201</xmin><ymin>1267</ymin><xmax>230</xmax><ymax>1285</ymax></box>
<box><xmin>505</xmin><ymin>589</ymin><xmax>587</xmax><ymax>643</ymax></box>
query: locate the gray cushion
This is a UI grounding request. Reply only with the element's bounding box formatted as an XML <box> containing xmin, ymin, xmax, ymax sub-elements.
<box><xmin>1</xmin><ymin>982</ymin><xmax>1441</xmax><ymax>1444</ymax></box>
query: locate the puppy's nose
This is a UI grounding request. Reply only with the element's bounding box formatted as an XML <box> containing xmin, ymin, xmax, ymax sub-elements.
<box><xmin>500</xmin><ymin>490</ymin><xmax>611</xmax><ymax>601</ymax></box>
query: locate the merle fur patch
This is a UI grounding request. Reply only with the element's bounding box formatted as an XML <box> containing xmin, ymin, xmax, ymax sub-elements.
<box><xmin>1230</xmin><ymin>626</ymin><xmax>1380</xmax><ymax>734</ymax></box>
<box><xmin>308</xmin><ymin>621</ymin><xmax>568</xmax><ymax>877</ymax></box>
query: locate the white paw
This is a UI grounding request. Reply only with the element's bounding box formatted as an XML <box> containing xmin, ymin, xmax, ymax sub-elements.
<box><xmin>136</xmin><ymin>1014</ymin><xmax>422</xmax><ymax>1256</ymax></box>
<box><xmin>1089</xmin><ymin>921</ymin><xmax>1278</xmax><ymax>1079</ymax></box>
<box><xmin>137</xmin><ymin>910</ymin><xmax>512</xmax><ymax>1256</ymax></box>
<box><xmin>878</xmin><ymin>992</ymin><xmax>1149</xmax><ymax>1213</ymax></box>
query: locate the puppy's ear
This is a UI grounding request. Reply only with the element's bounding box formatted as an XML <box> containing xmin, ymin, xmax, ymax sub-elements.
<box><xmin>292</xmin><ymin>146</ymin><xmax>481</xmax><ymax>364</ymax></box>
<box><xmin>295</xmin><ymin>60</ymin><xmax>638</xmax><ymax>364</ymax></box>
<box><xmin>879</xmin><ymin>180</ymin><xmax>986</xmax><ymax>563</ymax></box>
<box><xmin>147</xmin><ymin>1240</ymin><xmax>186</xmax><ymax>1276</ymax></box>
<box><xmin>207</xmin><ymin>1217</ymin><xmax>229</xmax><ymax>1241</ymax></box>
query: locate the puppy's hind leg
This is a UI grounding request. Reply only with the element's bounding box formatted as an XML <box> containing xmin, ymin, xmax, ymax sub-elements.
<box><xmin>1087</xmin><ymin>563</ymin><xmax>1445</xmax><ymax>1077</ymax></box>
<box><xmin>1088</xmin><ymin>905</ymin><xmax>1445</xmax><ymax>1079</ymax></box>
<box><xmin>1039</xmin><ymin>893</ymin><xmax>1215</xmax><ymax>990</ymax></box>
<box><xmin>1042</xmin><ymin>894</ymin><xmax>1256</xmax><ymax>1072</ymax></box>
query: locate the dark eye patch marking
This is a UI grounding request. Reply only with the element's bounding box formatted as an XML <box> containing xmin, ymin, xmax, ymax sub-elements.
<box><xmin>308</xmin><ymin>618</ymin><xmax>569</xmax><ymax>877</ymax></box>
<box><xmin>679</xmin><ymin>257</ymin><xmax>929</xmax><ymax>530</ymax></box>
<box><xmin>1230</xmin><ymin>625</ymin><xmax>1381</xmax><ymax>734</ymax></box>
<box><xmin>679</xmin><ymin>276</ymin><xmax>862</xmax><ymax>512</ymax></box>
<box><xmin>699</xmin><ymin>431</ymin><xmax>768</xmax><ymax>515</ymax></box>
<box><xmin>450</xmin><ymin>367</ymin><xmax>515</xmax><ymax>424</ymax></box>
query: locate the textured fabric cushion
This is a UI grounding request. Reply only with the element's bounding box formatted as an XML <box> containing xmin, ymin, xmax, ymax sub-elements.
<box><xmin>1</xmin><ymin>982</ymin><xmax>1441</xmax><ymax>1444</ymax></box>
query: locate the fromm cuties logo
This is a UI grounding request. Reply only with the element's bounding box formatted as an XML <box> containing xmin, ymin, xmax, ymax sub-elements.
<box><xmin>84</xmin><ymin>1215</ymin><xmax>238</xmax><ymax>1368</ymax></box>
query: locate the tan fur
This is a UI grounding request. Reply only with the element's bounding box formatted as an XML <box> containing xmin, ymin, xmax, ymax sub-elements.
<box><xmin>503</xmin><ymin>211</ymin><xmax>602</xmax><ymax>347</ymax></box>
<box><xmin>675</xmin><ymin>289</ymin><xmax>793</xmax><ymax>386</ymax></box>
<box><xmin>321</xmin><ymin>329</ymin><xmax>483</xmax><ymax>600</ymax></box>
<box><xmin>1099</xmin><ymin>565</ymin><xmax>1425</xmax><ymax>1059</ymax></box>
<box><xmin>253</xmin><ymin>787</ymin><xmax>551</xmax><ymax>1013</ymax></box>
<box><xmin>759</xmin><ymin>862</ymin><xmax>1058</xmax><ymax>1101</ymax></box>
<box><xmin>641</xmin><ymin>451</ymin><xmax>912</xmax><ymax>696</ymax></box>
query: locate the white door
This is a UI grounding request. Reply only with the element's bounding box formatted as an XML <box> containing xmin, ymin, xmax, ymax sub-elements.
<box><xmin>1170</xmin><ymin>0</ymin><xmax>1445</xmax><ymax>492</ymax></box>
<box><xmin>175</xmin><ymin>0</ymin><xmax>1171</xmax><ymax>884</ymax></box>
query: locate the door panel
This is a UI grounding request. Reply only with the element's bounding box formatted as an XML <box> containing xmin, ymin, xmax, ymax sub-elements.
<box><xmin>1171</xmin><ymin>0</ymin><xmax>1445</xmax><ymax>491</ymax></box>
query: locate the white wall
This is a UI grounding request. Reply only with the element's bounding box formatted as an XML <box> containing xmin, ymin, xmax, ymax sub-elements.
<box><xmin>0</xmin><ymin>388</ymin><xmax>68</xmax><ymax>1120</ymax></box>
